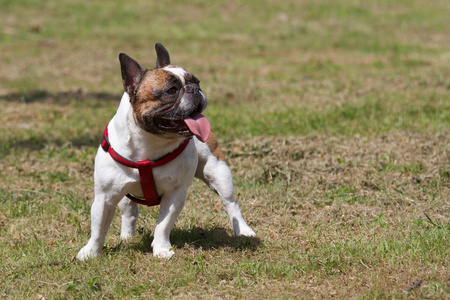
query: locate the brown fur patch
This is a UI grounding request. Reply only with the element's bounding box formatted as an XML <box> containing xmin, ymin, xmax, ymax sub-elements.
<box><xmin>131</xmin><ymin>69</ymin><xmax>181</xmax><ymax>127</ymax></box>
<box><xmin>206</xmin><ymin>132</ymin><xmax>226</xmax><ymax>161</ymax></box>
<box><xmin>136</xmin><ymin>69</ymin><xmax>172</xmax><ymax>103</ymax></box>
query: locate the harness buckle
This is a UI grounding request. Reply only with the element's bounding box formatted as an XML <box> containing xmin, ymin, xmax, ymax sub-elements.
<box><xmin>101</xmin><ymin>136</ymin><xmax>110</xmax><ymax>152</ymax></box>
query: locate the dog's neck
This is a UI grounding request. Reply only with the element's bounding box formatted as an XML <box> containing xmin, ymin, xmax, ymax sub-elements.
<box><xmin>107</xmin><ymin>92</ymin><xmax>187</xmax><ymax>161</ymax></box>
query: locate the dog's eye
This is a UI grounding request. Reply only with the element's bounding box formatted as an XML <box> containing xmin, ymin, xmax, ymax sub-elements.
<box><xmin>166</xmin><ymin>87</ymin><xmax>178</xmax><ymax>95</ymax></box>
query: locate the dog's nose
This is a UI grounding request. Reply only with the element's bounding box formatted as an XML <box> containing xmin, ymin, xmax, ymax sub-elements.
<box><xmin>185</xmin><ymin>84</ymin><xmax>199</xmax><ymax>94</ymax></box>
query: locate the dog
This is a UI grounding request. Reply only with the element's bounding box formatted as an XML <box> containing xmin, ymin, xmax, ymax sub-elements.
<box><xmin>77</xmin><ymin>43</ymin><xmax>256</xmax><ymax>260</ymax></box>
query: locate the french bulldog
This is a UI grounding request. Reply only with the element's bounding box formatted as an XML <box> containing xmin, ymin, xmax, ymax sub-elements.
<box><xmin>77</xmin><ymin>43</ymin><xmax>255</xmax><ymax>260</ymax></box>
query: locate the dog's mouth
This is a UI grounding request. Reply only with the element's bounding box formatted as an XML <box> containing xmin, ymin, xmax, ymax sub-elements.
<box><xmin>153</xmin><ymin>112</ymin><xmax>211</xmax><ymax>142</ymax></box>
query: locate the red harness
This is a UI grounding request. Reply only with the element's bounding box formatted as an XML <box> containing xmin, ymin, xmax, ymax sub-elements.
<box><xmin>100</xmin><ymin>125</ymin><xmax>190</xmax><ymax>206</ymax></box>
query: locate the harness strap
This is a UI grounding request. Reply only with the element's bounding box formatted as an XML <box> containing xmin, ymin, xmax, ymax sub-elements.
<box><xmin>100</xmin><ymin>125</ymin><xmax>190</xmax><ymax>206</ymax></box>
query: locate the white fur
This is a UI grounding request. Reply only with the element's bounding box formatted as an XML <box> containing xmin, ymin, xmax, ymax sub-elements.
<box><xmin>194</xmin><ymin>139</ymin><xmax>256</xmax><ymax>236</ymax></box>
<box><xmin>163</xmin><ymin>66</ymin><xmax>187</xmax><ymax>85</ymax></box>
<box><xmin>77</xmin><ymin>92</ymin><xmax>255</xmax><ymax>260</ymax></box>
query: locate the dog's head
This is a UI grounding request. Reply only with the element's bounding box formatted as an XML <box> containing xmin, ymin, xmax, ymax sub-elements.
<box><xmin>119</xmin><ymin>43</ymin><xmax>210</xmax><ymax>142</ymax></box>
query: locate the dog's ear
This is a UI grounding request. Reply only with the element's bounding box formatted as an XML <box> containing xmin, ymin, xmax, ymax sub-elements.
<box><xmin>119</xmin><ymin>53</ymin><xmax>146</xmax><ymax>95</ymax></box>
<box><xmin>155</xmin><ymin>43</ymin><xmax>171</xmax><ymax>68</ymax></box>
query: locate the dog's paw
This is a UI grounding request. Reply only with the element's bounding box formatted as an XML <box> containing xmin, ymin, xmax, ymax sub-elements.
<box><xmin>120</xmin><ymin>232</ymin><xmax>134</xmax><ymax>240</ymax></box>
<box><xmin>232</xmin><ymin>219</ymin><xmax>256</xmax><ymax>237</ymax></box>
<box><xmin>76</xmin><ymin>246</ymin><xmax>101</xmax><ymax>261</ymax></box>
<box><xmin>153</xmin><ymin>248</ymin><xmax>175</xmax><ymax>260</ymax></box>
<box><xmin>236</xmin><ymin>227</ymin><xmax>256</xmax><ymax>237</ymax></box>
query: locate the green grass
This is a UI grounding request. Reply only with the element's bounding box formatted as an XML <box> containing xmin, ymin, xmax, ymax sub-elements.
<box><xmin>1</xmin><ymin>0</ymin><xmax>449</xmax><ymax>298</ymax></box>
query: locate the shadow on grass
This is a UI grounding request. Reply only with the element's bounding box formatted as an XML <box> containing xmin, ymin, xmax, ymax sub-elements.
<box><xmin>1</xmin><ymin>89</ymin><xmax>120</xmax><ymax>154</ymax></box>
<box><xmin>0</xmin><ymin>89</ymin><xmax>120</xmax><ymax>104</ymax></box>
<box><xmin>127</xmin><ymin>226</ymin><xmax>261</xmax><ymax>255</ymax></box>
<box><xmin>1</xmin><ymin>135</ymin><xmax>102</xmax><ymax>155</ymax></box>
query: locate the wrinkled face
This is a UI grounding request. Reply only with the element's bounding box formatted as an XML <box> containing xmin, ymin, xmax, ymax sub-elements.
<box><xmin>130</xmin><ymin>66</ymin><xmax>207</xmax><ymax>137</ymax></box>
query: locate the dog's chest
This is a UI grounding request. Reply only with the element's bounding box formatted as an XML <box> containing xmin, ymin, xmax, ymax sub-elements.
<box><xmin>126</xmin><ymin>145</ymin><xmax>198</xmax><ymax>198</ymax></box>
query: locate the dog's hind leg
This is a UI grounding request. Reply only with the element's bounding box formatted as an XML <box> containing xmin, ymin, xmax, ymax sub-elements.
<box><xmin>194</xmin><ymin>136</ymin><xmax>256</xmax><ymax>237</ymax></box>
<box><xmin>118</xmin><ymin>197</ymin><xmax>139</xmax><ymax>240</ymax></box>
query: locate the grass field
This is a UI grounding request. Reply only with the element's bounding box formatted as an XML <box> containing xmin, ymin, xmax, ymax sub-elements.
<box><xmin>1</xmin><ymin>0</ymin><xmax>449</xmax><ymax>298</ymax></box>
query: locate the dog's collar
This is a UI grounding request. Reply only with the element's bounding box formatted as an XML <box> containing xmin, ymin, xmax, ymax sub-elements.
<box><xmin>100</xmin><ymin>124</ymin><xmax>190</xmax><ymax>206</ymax></box>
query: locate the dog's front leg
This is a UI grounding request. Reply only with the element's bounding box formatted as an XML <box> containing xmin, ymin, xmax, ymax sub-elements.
<box><xmin>77</xmin><ymin>195</ymin><xmax>122</xmax><ymax>260</ymax></box>
<box><xmin>151</xmin><ymin>189</ymin><xmax>187</xmax><ymax>259</ymax></box>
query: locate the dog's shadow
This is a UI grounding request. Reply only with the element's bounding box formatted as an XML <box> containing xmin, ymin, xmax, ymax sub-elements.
<box><xmin>125</xmin><ymin>226</ymin><xmax>261</xmax><ymax>255</ymax></box>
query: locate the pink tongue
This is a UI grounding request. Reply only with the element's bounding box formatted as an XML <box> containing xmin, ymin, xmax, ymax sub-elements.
<box><xmin>184</xmin><ymin>112</ymin><xmax>211</xmax><ymax>142</ymax></box>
